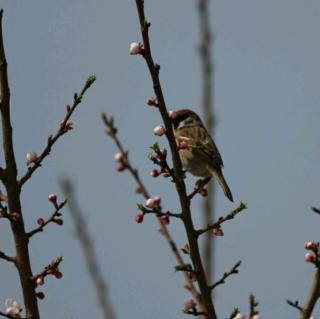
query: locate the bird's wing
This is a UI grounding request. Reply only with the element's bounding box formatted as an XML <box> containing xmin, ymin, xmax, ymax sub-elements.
<box><xmin>176</xmin><ymin>126</ymin><xmax>223</xmax><ymax>166</ymax></box>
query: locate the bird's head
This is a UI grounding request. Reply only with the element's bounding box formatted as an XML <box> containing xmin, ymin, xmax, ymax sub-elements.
<box><xmin>170</xmin><ymin>109</ymin><xmax>203</xmax><ymax>129</ymax></box>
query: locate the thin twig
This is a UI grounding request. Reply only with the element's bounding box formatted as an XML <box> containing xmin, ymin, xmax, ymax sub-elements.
<box><xmin>0</xmin><ymin>250</ymin><xmax>16</xmax><ymax>263</ymax></box>
<box><xmin>209</xmin><ymin>260</ymin><xmax>241</xmax><ymax>290</ymax></box>
<box><xmin>311</xmin><ymin>207</ymin><xmax>320</xmax><ymax>215</ymax></box>
<box><xmin>286</xmin><ymin>299</ymin><xmax>303</xmax><ymax>312</ymax></box>
<box><xmin>248</xmin><ymin>294</ymin><xmax>259</xmax><ymax>318</ymax></box>
<box><xmin>61</xmin><ymin>180</ymin><xmax>117</xmax><ymax>319</ymax></box>
<box><xmin>197</xmin><ymin>203</ymin><xmax>247</xmax><ymax>236</ymax></box>
<box><xmin>27</xmin><ymin>200</ymin><xmax>67</xmax><ymax>238</ymax></box>
<box><xmin>142</xmin><ymin>207</ymin><xmax>182</xmax><ymax>219</ymax></box>
<box><xmin>18</xmin><ymin>75</ymin><xmax>96</xmax><ymax>187</ymax></box>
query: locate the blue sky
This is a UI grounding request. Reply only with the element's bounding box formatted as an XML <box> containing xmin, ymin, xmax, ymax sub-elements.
<box><xmin>0</xmin><ymin>1</ymin><xmax>320</xmax><ymax>318</ymax></box>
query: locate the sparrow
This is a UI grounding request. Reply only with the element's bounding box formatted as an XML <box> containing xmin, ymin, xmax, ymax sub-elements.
<box><xmin>171</xmin><ymin>109</ymin><xmax>233</xmax><ymax>202</ymax></box>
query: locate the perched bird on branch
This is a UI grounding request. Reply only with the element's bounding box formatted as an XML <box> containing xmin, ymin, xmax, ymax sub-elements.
<box><xmin>171</xmin><ymin>109</ymin><xmax>233</xmax><ymax>202</ymax></box>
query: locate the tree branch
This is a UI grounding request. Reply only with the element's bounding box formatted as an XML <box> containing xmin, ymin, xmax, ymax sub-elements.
<box><xmin>300</xmin><ymin>268</ymin><xmax>320</xmax><ymax>319</ymax></box>
<box><xmin>61</xmin><ymin>180</ymin><xmax>117</xmax><ymax>319</ymax></box>
<box><xmin>0</xmin><ymin>249</ymin><xmax>16</xmax><ymax>264</ymax></box>
<box><xmin>134</xmin><ymin>1</ymin><xmax>217</xmax><ymax>317</ymax></box>
<box><xmin>0</xmin><ymin>9</ymin><xmax>40</xmax><ymax>318</ymax></box>
<box><xmin>197</xmin><ymin>203</ymin><xmax>247</xmax><ymax>236</ymax></box>
<box><xmin>18</xmin><ymin>75</ymin><xmax>96</xmax><ymax>187</ymax></box>
<box><xmin>197</xmin><ymin>0</ymin><xmax>216</xmax><ymax>284</ymax></box>
<box><xmin>209</xmin><ymin>260</ymin><xmax>241</xmax><ymax>290</ymax></box>
<box><xmin>27</xmin><ymin>199</ymin><xmax>67</xmax><ymax>238</ymax></box>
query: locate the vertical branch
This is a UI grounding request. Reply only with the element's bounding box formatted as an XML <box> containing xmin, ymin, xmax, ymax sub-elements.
<box><xmin>197</xmin><ymin>0</ymin><xmax>215</xmax><ymax>283</ymax></box>
<box><xmin>301</xmin><ymin>266</ymin><xmax>320</xmax><ymax>319</ymax></box>
<box><xmin>134</xmin><ymin>1</ymin><xmax>217</xmax><ymax>318</ymax></box>
<box><xmin>0</xmin><ymin>9</ymin><xmax>40</xmax><ymax>319</ymax></box>
<box><xmin>61</xmin><ymin>180</ymin><xmax>117</xmax><ymax>319</ymax></box>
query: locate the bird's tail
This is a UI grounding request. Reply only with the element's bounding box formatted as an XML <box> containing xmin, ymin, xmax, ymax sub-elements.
<box><xmin>209</xmin><ymin>167</ymin><xmax>233</xmax><ymax>202</ymax></box>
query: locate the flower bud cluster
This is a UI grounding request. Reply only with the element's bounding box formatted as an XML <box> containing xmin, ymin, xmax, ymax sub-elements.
<box><xmin>303</xmin><ymin>241</ymin><xmax>320</xmax><ymax>266</ymax></box>
<box><xmin>114</xmin><ymin>152</ymin><xmax>127</xmax><ymax>172</ymax></box>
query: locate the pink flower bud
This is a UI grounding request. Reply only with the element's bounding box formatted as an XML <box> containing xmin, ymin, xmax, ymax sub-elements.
<box><xmin>145</xmin><ymin>198</ymin><xmax>156</xmax><ymax>209</ymax></box>
<box><xmin>304</xmin><ymin>241</ymin><xmax>314</xmax><ymax>250</ymax></box>
<box><xmin>160</xmin><ymin>215</ymin><xmax>170</xmax><ymax>225</ymax></box>
<box><xmin>152</xmin><ymin>196</ymin><xmax>161</xmax><ymax>206</ymax></box>
<box><xmin>305</xmin><ymin>252</ymin><xmax>315</xmax><ymax>263</ymax></box>
<box><xmin>10</xmin><ymin>212</ymin><xmax>20</xmax><ymax>221</ymax></box>
<box><xmin>26</xmin><ymin>151</ymin><xmax>39</xmax><ymax>165</ymax></box>
<box><xmin>135</xmin><ymin>185</ymin><xmax>144</xmax><ymax>194</ymax></box>
<box><xmin>116</xmin><ymin>162</ymin><xmax>126</xmax><ymax>172</ymax></box>
<box><xmin>37</xmin><ymin>218</ymin><xmax>45</xmax><ymax>226</ymax></box>
<box><xmin>168</xmin><ymin>110</ymin><xmax>177</xmax><ymax>119</ymax></box>
<box><xmin>252</xmin><ymin>315</ymin><xmax>260</xmax><ymax>319</ymax></box>
<box><xmin>48</xmin><ymin>194</ymin><xmax>57</xmax><ymax>204</ymax></box>
<box><xmin>234</xmin><ymin>314</ymin><xmax>246</xmax><ymax>319</ymax></box>
<box><xmin>177</xmin><ymin>140</ymin><xmax>188</xmax><ymax>150</ymax></box>
<box><xmin>54</xmin><ymin>219</ymin><xmax>64</xmax><ymax>226</ymax></box>
<box><xmin>153</xmin><ymin>125</ymin><xmax>166</xmax><ymax>136</ymax></box>
<box><xmin>135</xmin><ymin>214</ymin><xmax>144</xmax><ymax>224</ymax></box>
<box><xmin>54</xmin><ymin>271</ymin><xmax>63</xmax><ymax>279</ymax></box>
<box><xmin>147</xmin><ymin>98</ymin><xmax>157</xmax><ymax>106</ymax></box>
<box><xmin>200</xmin><ymin>189</ymin><xmax>208</xmax><ymax>197</ymax></box>
<box><xmin>36</xmin><ymin>292</ymin><xmax>45</xmax><ymax>300</ymax></box>
<box><xmin>129</xmin><ymin>42</ymin><xmax>143</xmax><ymax>55</ymax></box>
<box><xmin>212</xmin><ymin>228</ymin><xmax>223</xmax><ymax>236</ymax></box>
<box><xmin>183</xmin><ymin>299</ymin><xmax>196</xmax><ymax>311</ymax></box>
<box><xmin>187</xmin><ymin>271</ymin><xmax>197</xmax><ymax>282</ymax></box>
<box><xmin>36</xmin><ymin>276</ymin><xmax>44</xmax><ymax>286</ymax></box>
<box><xmin>150</xmin><ymin>169</ymin><xmax>160</xmax><ymax>177</ymax></box>
<box><xmin>64</xmin><ymin>121</ymin><xmax>73</xmax><ymax>130</ymax></box>
<box><xmin>114</xmin><ymin>152</ymin><xmax>124</xmax><ymax>162</ymax></box>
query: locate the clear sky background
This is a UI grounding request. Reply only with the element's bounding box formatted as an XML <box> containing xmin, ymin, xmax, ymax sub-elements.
<box><xmin>0</xmin><ymin>1</ymin><xmax>320</xmax><ymax>318</ymax></box>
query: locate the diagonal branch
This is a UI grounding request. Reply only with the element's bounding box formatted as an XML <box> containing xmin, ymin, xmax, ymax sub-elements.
<box><xmin>197</xmin><ymin>203</ymin><xmax>247</xmax><ymax>236</ymax></box>
<box><xmin>18</xmin><ymin>75</ymin><xmax>96</xmax><ymax>187</ymax></box>
<box><xmin>209</xmin><ymin>260</ymin><xmax>241</xmax><ymax>290</ymax></box>
<box><xmin>27</xmin><ymin>200</ymin><xmax>67</xmax><ymax>238</ymax></box>
<box><xmin>0</xmin><ymin>250</ymin><xmax>16</xmax><ymax>264</ymax></box>
<box><xmin>61</xmin><ymin>180</ymin><xmax>117</xmax><ymax>319</ymax></box>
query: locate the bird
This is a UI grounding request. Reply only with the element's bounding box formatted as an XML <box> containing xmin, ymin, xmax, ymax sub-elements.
<box><xmin>170</xmin><ymin>109</ymin><xmax>233</xmax><ymax>202</ymax></box>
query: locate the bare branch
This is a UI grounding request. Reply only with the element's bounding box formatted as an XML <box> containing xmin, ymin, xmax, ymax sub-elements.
<box><xmin>18</xmin><ymin>75</ymin><xmax>96</xmax><ymax>187</ymax></box>
<box><xmin>197</xmin><ymin>0</ymin><xmax>215</xmax><ymax>284</ymax></box>
<box><xmin>286</xmin><ymin>299</ymin><xmax>303</xmax><ymax>312</ymax></box>
<box><xmin>197</xmin><ymin>203</ymin><xmax>247</xmax><ymax>236</ymax></box>
<box><xmin>0</xmin><ymin>250</ymin><xmax>16</xmax><ymax>264</ymax></box>
<box><xmin>300</xmin><ymin>268</ymin><xmax>320</xmax><ymax>319</ymax></box>
<box><xmin>311</xmin><ymin>206</ymin><xmax>320</xmax><ymax>215</ymax></box>
<box><xmin>61</xmin><ymin>180</ymin><xmax>117</xmax><ymax>319</ymax></box>
<box><xmin>134</xmin><ymin>1</ymin><xmax>217</xmax><ymax>317</ymax></box>
<box><xmin>27</xmin><ymin>200</ymin><xmax>67</xmax><ymax>238</ymax></box>
<box><xmin>209</xmin><ymin>260</ymin><xmax>241</xmax><ymax>290</ymax></box>
<box><xmin>248</xmin><ymin>294</ymin><xmax>259</xmax><ymax>318</ymax></box>
<box><xmin>0</xmin><ymin>9</ymin><xmax>40</xmax><ymax>318</ymax></box>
